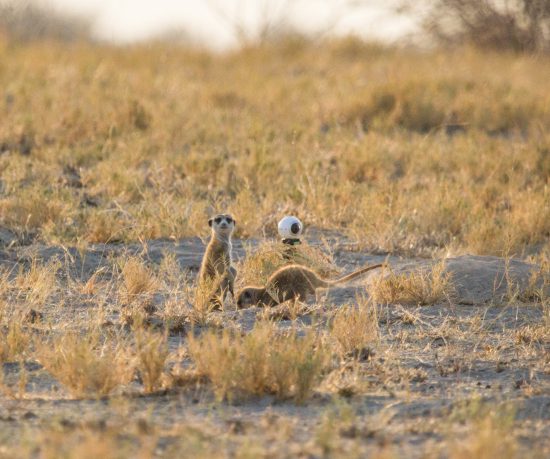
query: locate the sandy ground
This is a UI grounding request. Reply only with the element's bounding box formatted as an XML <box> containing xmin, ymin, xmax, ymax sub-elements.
<box><xmin>0</xmin><ymin>234</ymin><xmax>548</xmax><ymax>457</ymax></box>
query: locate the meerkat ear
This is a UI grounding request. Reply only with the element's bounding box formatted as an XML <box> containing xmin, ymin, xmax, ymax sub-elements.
<box><xmin>208</xmin><ymin>218</ymin><xmax>213</xmax><ymax>227</ymax></box>
<box><xmin>233</xmin><ymin>219</ymin><xmax>237</xmax><ymax>226</ymax></box>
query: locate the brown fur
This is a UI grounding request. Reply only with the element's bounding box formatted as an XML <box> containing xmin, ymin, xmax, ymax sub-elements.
<box><xmin>197</xmin><ymin>214</ymin><xmax>237</xmax><ymax>307</ymax></box>
<box><xmin>236</xmin><ymin>263</ymin><xmax>384</xmax><ymax>308</ymax></box>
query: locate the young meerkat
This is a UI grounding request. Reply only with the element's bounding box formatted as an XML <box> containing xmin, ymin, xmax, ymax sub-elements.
<box><xmin>236</xmin><ymin>263</ymin><xmax>384</xmax><ymax>308</ymax></box>
<box><xmin>197</xmin><ymin>213</ymin><xmax>237</xmax><ymax>306</ymax></box>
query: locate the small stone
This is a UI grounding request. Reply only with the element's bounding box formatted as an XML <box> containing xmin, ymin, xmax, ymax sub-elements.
<box><xmin>24</xmin><ymin>309</ymin><xmax>44</xmax><ymax>323</ymax></box>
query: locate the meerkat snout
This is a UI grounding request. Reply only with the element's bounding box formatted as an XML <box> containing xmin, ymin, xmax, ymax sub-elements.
<box><xmin>208</xmin><ymin>214</ymin><xmax>236</xmax><ymax>234</ymax></box>
<box><xmin>236</xmin><ymin>289</ymin><xmax>254</xmax><ymax>309</ymax></box>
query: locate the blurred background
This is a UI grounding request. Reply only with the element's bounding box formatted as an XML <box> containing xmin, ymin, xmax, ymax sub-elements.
<box><xmin>1</xmin><ymin>0</ymin><xmax>549</xmax><ymax>252</ymax></box>
<box><xmin>1</xmin><ymin>0</ymin><xmax>549</xmax><ymax>52</ymax></box>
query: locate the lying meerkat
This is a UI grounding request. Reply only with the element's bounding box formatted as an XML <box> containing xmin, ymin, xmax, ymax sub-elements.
<box><xmin>236</xmin><ymin>263</ymin><xmax>384</xmax><ymax>308</ymax></box>
<box><xmin>197</xmin><ymin>213</ymin><xmax>237</xmax><ymax>307</ymax></box>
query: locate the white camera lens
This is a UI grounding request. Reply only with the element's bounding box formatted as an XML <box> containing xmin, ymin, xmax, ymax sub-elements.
<box><xmin>278</xmin><ymin>216</ymin><xmax>303</xmax><ymax>239</ymax></box>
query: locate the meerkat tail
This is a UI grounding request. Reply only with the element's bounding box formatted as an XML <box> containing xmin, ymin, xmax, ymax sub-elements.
<box><xmin>329</xmin><ymin>263</ymin><xmax>384</xmax><ymax>285</ymax></box>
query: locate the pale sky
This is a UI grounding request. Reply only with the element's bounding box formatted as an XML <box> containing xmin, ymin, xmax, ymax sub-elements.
<box><xmin>23</xmin><ymin>0</ymin><xmax>418</xmax><ymax>49</ymax></box>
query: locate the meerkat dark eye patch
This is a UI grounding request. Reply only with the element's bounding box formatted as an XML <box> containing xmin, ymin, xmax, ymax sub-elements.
<box><xmin>225</xmin><ymin>217</ymin><xmax>234</xmax><ymax>224</ymax></box>
<box><xmin>214</xmin><ymin>217</ymin><xmax>223</xmax><ymax>224</ymax></box>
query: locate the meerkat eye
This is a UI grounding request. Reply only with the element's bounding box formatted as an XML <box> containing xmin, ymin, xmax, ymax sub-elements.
<box><xmin>214</xmin><ymin>217</ymin><xmax>222</xmax><ymax>224</ymax></box>
<box><xmin>225</xmin><ymin>217</ymin><xmax>233</xmax><ymax>224</ymax></box>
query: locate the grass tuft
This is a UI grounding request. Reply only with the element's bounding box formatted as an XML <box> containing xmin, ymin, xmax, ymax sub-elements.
<box><xmin>370</xmin><ymin>261</ymin><xmax>453</xmax><ymax>305</ymax></box>
<box><xmin>330</xmin><ymin>297</ymin><xmax>379</xmax><ymax>358</ymax></box>
<box><xmin>134</xmin><ymin>328</ymin><xmax>169</xmax><ymax>393</ymax></box>
<box><xmin>120</xmin><ymin>256</ymin><xmax>158</xmax><ymax>302</ymax></box>
<box><xmin>37</xmin><ymin>331</ymin><xmax>133</xmax><ymax>398</ymax></box>
<box><xmin>449</xmin><ymin>399</ymin><xmax>517</xmax><ymax>459</ymax></box>
<box><xmin>0</xmin><ymin>321</ymin><xmax>30</xmax><ymax>364</ymax></box>
<box><xmin>188</xmin><ymin>322</ymin><xmax>330</xmax><ymax>402</ymax></box>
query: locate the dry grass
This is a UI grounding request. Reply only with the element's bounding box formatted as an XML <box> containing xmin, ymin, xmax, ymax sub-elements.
<box><xmin>258</xmin><ymin>300</ymin><xmax>318</xmax><ymax>322</ymax></box>
<box><xmin>0</xmin><ymin>38</ymin><xmax>548</xmax><ymax>258</ymax></box>
<box><xmin>370</xmin><ymin>261</ymin><xmax>453</xmax><ymax>305</ymax></box>
<box><xmin>15</xmin><ymin>259</ymin><xmax>59</xmax><ymax>306</ymax></box>
<box><xmin>314</xmin><ymin>401</ymin><xmax>358</xmax><ymax>456</ymax></box>
<box><xmin>189</xmin><ymin>273</ymin><xmax>225</xmax><ymax>324</ymax></box>
<box><xmin>120</xmin><ymin>256</ymin><xmax>158</xmax><ymax>301</ymax></box>
<box><xmin>133</xmin><ymin>328</ymin><xmax>169</xmax><ymax>393</ymax></box>
<box><xmin>33</xmin><ymin>429</ymin><xmax>136</xmax><ymax>459</ymax></box>
<box><xmin>161</xmin><ymin>297</ymin><xmax>188</xmax><ymax>333</ymax></box>
<box><xmin>0</xmin><ymin>321</ymin><xmax>30</xmax><ymax>364</ymax></box>
<box><xmin>448</xmin><ymin>399</ymin><xmax>517</xmax><ymax>459</ymax></box>
<box><xmin>37</xmin><ymin>331</ymin><xmax>133</xmax><ymax>398</ymax></box>
<box><xmin>188</xmin><ymin>322</ymin><xmax>330</xmax><ymax>402</ymax></box>
<box><xmin>0</xmin><ymin>188</ymin><xmax>66</xmax><ymax>233</ymax></box>
<box><xmin>520</xmin><ymin>259</ymin><xmax>550</xmax><ymax>304</ymax></box>
<box><xmin>330</xmin><ymin>297</ymin><xmax>379</xmax><ymax>358</ymax></box>
<box><xmin>12</xmin><ymin>423</ymin><xmax>159</xmax><ymax>459</ymax></box>
<box><xmin>3</xmin><ymin>418</ymin><xmax>237</xmax><ymax>459</ymax></box>
<box><xmin>0</xmin><ymin>35</ymin><xmax>548</xmax><ymax>458</ymax></box>
<box><xmin>85</xmin><ymin>210</ymin><xmax>129</xmax><ymax>244</ymax></box>
<box><xmin>0</xmin><ymin>247</ymin><xmax>545</xmax><ymax>456</ymax></box>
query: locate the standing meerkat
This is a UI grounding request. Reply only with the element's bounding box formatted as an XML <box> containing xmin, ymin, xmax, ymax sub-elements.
<box><xmin>236</xmin><ymin>263</ymin><xmax>383</xmax><ymax>308</ymax></box>
<box><xmin>197</xmin><ymin>213</ymin><xmax>237</xmax><ymax>307</ymax></box>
